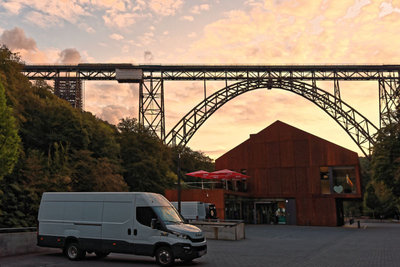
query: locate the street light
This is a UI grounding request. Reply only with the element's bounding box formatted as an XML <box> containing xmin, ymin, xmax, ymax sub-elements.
<box><xmin>177</xmin><ymin>152</ymin><xmax>181</xmax><ymax>213</ymax></box>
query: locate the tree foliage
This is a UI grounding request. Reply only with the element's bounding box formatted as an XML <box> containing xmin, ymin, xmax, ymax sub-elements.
<box><xmin>0</xmin><ymin>81</ymin><xmax>21</xmax><ymax>180</ymax></box>
<box><xmin>369</xmin><ymin>100</ymin><xmax>400</xmax><ymax>218</ymax></box>
<box><xmin>117</xmin><ymin>118</ymin><xmax>176</xmax><ymax>193</ymax></box>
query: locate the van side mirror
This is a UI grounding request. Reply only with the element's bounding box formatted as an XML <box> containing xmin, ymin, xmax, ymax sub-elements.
<box><xmin>151</xmin><ymin>218</ymin><xmax>158</xmax><ymax>229</ymax></box>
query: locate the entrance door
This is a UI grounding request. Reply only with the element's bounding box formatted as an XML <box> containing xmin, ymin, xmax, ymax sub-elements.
<box><xmin>255</xmin><ymin>202</ymin><xmax>278</xmax><ymax>224</ymax></box>
<box><xmin>286</xmin><ymin>199</ymin><xmax>297</xmax><ymax>225</ymax></box>
<box><xmin>336</xmin><ymin>199</ymin><xmax>344</xmax><ymax>226</ymax></box>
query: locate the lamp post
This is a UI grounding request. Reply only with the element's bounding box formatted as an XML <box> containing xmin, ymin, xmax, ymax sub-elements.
<box><xmin>177</xmin><ymin>152</ymin><xmax>181</xmax><ymax>213</ymax></box>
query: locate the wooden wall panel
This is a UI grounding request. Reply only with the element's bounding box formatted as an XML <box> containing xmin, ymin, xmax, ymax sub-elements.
<box><xmin>279</xmin><ymin>141</ymin><xmax>295</xmax><ymax>167</ymax></box>
<box><xmin>294</xmin><ymin>140</ymin><xmax>309</xmax><ymax>167</ymax></box>
<box><xmin>308</xmin><ymin>166</ymin><xmax>320</xmax><ymax>195</ymax></box>
<box><xmin>267</xmin><ymin>168</ymin><xmax>281</xmax><ymax>195</ymax></box>
<box><xmin>266</xmin><ymin>142</ymin><xmax>280</xmax><ymax>168</ymax></box>
<box><xmin>280</xmin><ymin>168</ymin><xmax>296</xmax><ymax>196</ymax></box>
<box><xmin>295</xmin><ymin>167</ymin><xmax>308</xmax><ymax>194</ymax></box>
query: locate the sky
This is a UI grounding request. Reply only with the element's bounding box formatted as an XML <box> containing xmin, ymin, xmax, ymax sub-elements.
<box><xmin>0</xmin><ymin>0</ymin><xmax>399</xmax><ymax>159</ymax></box>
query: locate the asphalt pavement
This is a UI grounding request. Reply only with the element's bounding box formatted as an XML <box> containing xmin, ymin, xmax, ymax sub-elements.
<box><xmin>1</xmin><ymin>223</ymin><xmax>399</xmax><ymax>267</ymax></box>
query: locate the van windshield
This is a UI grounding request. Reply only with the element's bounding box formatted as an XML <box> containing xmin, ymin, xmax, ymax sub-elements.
<box><xmin>153</xmin><ymin>206</ymin><xmax>184</xmax><ymax>225</ymax></box>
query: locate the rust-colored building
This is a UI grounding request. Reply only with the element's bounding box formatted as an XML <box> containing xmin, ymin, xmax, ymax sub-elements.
<box><xmin>166</xmin><ymin>121</ymin><xmax>362</xmax><ymax>226</ymax></box>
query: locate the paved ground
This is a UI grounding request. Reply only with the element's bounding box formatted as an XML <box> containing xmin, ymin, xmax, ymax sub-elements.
<box><xmin>1</xmin><ymin>223</ymin><xmax>399</xmax><ymax>267</ymax></box>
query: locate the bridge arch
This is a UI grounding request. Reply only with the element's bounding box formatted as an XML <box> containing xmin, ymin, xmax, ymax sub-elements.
<box><xmin>165</xmin><ymin>79</ymin><xmax>378</xmax><ymax>157</ymax></box>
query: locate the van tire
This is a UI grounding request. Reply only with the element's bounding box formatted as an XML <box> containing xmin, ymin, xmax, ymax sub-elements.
<box><xmin>155</xmin><ymin>246</ymin><xmax>174</xmax><ymax>266</ymax></box>
<box><xmin>65</xmin><ymin>242</ymin><xmax>85</xmax><ymax>261</ymax></box>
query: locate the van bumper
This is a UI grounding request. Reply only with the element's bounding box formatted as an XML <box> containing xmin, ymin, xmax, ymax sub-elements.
<box><xmin>172</xmin><ymin>243</ymin><xmax>207</xmax><ymax>261</ymax></box>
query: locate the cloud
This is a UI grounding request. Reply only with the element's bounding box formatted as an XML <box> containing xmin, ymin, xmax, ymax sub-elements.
<box><xmin>103</xmin><ymin>10</ymin><xmax>138</xmax><ymax>28</ymax></box>
<box><xmin>0</xmin><ymin>27</ymin><xmax>37</xmax><ymax>51</ymax></box>
<box><xmin>148</xmin><ymin>0</ymin><xmax>184</xmax><ymax>16</ymax></box>
<box><xmin>58</xmin><ymin>48</ymin><xmax>81</xmax><ymax>64</ymax></box>
<box><xmin>188</xmin><ymin>32</ymin><xmax>197</xmax><ymax>38</ymax></box>
<box><xmin>86</xmin><ymin>27</ymin><xmax>96</xmax><ymax>33</ymax></box>
<box><xmin>191</xmin><ymin>4</ymin><xmax>210</xmax><ymax>14</ymax></box>
<box><xmin>3</xmin><ymin>1</ymin><xmax>88</xmax><ymax>26</ymax></box>
<box><xmin>109</xmin><ymin>33</ymin><xmax>124</xmax><ymax>40</ymax></box>
<box><xmin>181</xmin><ymin>15</ymin><xmax>194</xmax><ymax>21</ymax></box>
<box><xmin>84</xmin><ymin>82</ymin><xmax>138</xmax><ymax>125</ymax></box>
<box><xmin>342</xmin><ymin>0</ymin><xmax>371</xmax><ymax>20</ymax></box>
<box><xmin>25</xmin><ymin>11</ymin><xmax>61</xmax><ymax>28</ymax></box>
<box><xmin>98</xmin><ymin>105</ymin><xmax>132</xmax><ymax>125</ymax></box>
<box><xmin>139</xmin><ymin>32</ymin><xmax>155</xmax><ymax>45</ymax></box>
<box><xmin>2</xmin><ymin>1</ymin><xmax>23</xmax><ymax>14</ymax></box>
<box><xmin>379</xmin><ymin>1</ymin><xmax>400</xmax><ymax>17</ymax></box>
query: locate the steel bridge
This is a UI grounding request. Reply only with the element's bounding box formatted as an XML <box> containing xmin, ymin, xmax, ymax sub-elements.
<box><xmin>22</xmin><ymin>64</ymin><xmax>400</xmax><ymax>157</ymax></box>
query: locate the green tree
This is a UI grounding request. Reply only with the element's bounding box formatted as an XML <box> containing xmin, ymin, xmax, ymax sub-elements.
<box><xmin>117</xmin><ymin>118</ymin><xmax>175</xmax><ymax>193</ymax></box>
<box><xmin>0</xmin><ymin>81</ymin><xmax>21</xmax><ymax>180</ymax></box>
<box><xmin>364</xmin><ymin>183</ymin><xmax>380</xmax><ymax>218</ymax></box>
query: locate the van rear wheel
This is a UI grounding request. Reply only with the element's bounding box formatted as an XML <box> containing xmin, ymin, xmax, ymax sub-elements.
<box><xmin>155</xmin><ymin>246</ymin><xmax>174</xmax><ymax>266</ymax></box>
<box><xmin>65</xmin><ymin>242</ymin><xmax>85</xmax><ymax>261</ymax></box>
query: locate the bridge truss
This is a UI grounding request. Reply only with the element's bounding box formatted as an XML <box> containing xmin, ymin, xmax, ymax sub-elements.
<box><xmin>22</xmin><ymin>64</ymin><xmax>400</xmax><ymax>157</ymax></box>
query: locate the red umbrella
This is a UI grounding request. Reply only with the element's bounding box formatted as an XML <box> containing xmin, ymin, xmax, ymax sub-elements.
<box><xmin>185</xmin><ymin>170</ymin><xmax>212</xmax><ymax>179</ymax></box>
<box><xmin>209</xmin><ymin>169</ymin><xmax>250</xmax><ymax>180</ymax></box>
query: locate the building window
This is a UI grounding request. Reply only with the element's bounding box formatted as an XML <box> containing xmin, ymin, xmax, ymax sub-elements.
<box><xmin>320</xmin><ymin>167</ymin><xmax>331</xmax><ymax>194</ymax></box>
<box><xmin>320</xmin><ymin>166</ymin><xmax>357</xmax><ymax>195</ymax></box>
<box><xmin>332</xmin><ymin>167</ymin><xmax>356</xmax><ymax>194</ymax></box>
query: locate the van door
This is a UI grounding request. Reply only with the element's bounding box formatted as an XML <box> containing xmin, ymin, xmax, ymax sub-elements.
<box><xmin>101</xmin><ymin>201</ymin><xmax>134</xmax><ymax>253</ymax></box>
<box><xmin>133</xmin><ymin>206</ymin><xmax>162</xmax><ymax>256</ymax></box>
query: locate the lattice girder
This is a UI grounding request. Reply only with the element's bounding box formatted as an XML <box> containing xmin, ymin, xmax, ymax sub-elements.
<box><xmin>165</xmin><ymin>79</ymin><xmax>378</xmax><ymax>157</ymax></box>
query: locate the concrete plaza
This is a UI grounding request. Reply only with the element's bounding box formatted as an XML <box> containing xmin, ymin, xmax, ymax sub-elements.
<box><xmin>0</xmin><ymin>222</ymin><xmax>399</xmax><ymax>267</ymax></box>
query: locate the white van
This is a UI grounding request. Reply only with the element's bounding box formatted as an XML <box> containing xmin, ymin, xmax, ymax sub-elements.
<box><xmin>37</xmin><ymin>192</ymin><xmax>207</xmax><ymax>266</ymax></box>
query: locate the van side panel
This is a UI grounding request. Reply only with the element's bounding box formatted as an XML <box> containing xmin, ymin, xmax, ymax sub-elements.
<box><xmin>101</xmin><ymin>201</ymin><xmax>134</xmax><ymax>253</ymax></box>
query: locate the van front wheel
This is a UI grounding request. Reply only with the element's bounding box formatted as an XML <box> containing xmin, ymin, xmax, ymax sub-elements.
<box><xmin>155</xmin><ymin>246</ymin><xmax>174</xmax><ymax>266</ymax></box>
<box><xmin>65</xmin><ymin>242</ymin><xmax>85</xmax><ymax>261</ymax></box>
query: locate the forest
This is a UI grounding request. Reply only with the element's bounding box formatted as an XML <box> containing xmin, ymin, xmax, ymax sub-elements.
<box><xmin>0</xmin><ymin>46</ymin><xmax>214</xmax><ymax>227</ymax></box>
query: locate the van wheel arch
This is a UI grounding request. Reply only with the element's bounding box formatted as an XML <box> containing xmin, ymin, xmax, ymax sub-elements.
<box><xmin>155</xmin><ymin>245</ymin><xmax>174</xmax><ymax>267</ymax></box>
<box><xmin>153</xmin><ymin>242</ymin><xmax>172</xmax><ymax>256</ymax></box>
<box><xmin>63</xmin><ymin>237</ymin><xmax>85</xmax><ymax>261</ymax></box>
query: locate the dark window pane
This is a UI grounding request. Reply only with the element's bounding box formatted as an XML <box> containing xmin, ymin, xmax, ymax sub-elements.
<box><xmin>136</xmin><ymin>207</ymin><xmax>157</xmax><ymax>227</ymax></box>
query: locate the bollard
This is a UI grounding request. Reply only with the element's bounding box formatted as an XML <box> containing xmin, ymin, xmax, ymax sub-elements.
<box><xmin>357</xmin><ymin>220</ymin><xmax>360</xmax><ymax>229</ymax></box>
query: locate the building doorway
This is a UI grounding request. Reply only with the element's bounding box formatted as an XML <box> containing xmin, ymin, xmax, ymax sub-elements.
<box><xmin>254</xmin><ymin>202</ymin><xmax>279</xmax><ymax>224</ymax></box>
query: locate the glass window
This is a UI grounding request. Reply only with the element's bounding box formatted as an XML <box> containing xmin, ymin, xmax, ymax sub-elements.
<box><xmin>136</xmin><ymin>207</ymin><xmax>157</xmax><ymax>227</ymax></box>
<box><xmin>152</xmin><ymin>206</ymin><xmax>184</xmax><ymax>225</ymax></box>
<box><xmin>320</xmin><ymin>167</ymin><xmax>331</xmax><ymax>194</ymax></box>
<box><xmin>332</xmin><ymin>167</ymin><xmax>357</xmax><ymax>194</ymax></box>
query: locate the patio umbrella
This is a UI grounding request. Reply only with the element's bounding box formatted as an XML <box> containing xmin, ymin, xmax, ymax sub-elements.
<box><xmin>185</xmin><ymin>170</ymin><xmax>211</xmax><ymax>179</ymax></box>
<box><xmin>185</xmin><ymin>170</ymin><xmax>212</xmax><ymax>189</ymax></box>
<box><xmin>209</xmin><ymin>169</ymin><xmax>250</xmax><ymax>180</ymax></box>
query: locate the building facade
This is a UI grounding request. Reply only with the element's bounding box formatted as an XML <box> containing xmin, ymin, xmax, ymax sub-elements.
<box><xmin>166</xmin><ymin>121</ymin><xmax>362</xmax><ymax>226</ymax></box>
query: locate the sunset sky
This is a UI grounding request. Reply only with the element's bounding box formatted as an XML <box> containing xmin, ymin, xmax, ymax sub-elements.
<box><xmin>0</xmin><ymin>0</ymin><xmax>399</xmax><ymax>159</ymax></box>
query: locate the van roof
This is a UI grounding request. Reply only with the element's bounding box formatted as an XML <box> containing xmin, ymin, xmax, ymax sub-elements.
<box><xmin>41</xmin><ymin>192</ymin><xmax>163</xmax><ymax>202</ymax></box>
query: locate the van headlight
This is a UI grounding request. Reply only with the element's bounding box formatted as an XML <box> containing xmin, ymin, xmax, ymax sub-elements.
<box><xmin>171</xmin><ymin>231</ymin><xmax>188</xmax><ymax>239</ymax></box>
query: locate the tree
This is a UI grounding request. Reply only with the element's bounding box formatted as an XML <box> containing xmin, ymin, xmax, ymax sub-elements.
<box><xmin>117</xmin><ymin>118</ymin><xmax>175</xmax><ymax>193</ymax></box>
<box><xmin>0</xmin><ymin>81</ymin><xmax>21</xmax><ymax>181</ymax></box>
<box><xmin>365</xmin><ymin>184</ymin><xmax>380</xmax><ymax>218</ymax></box>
